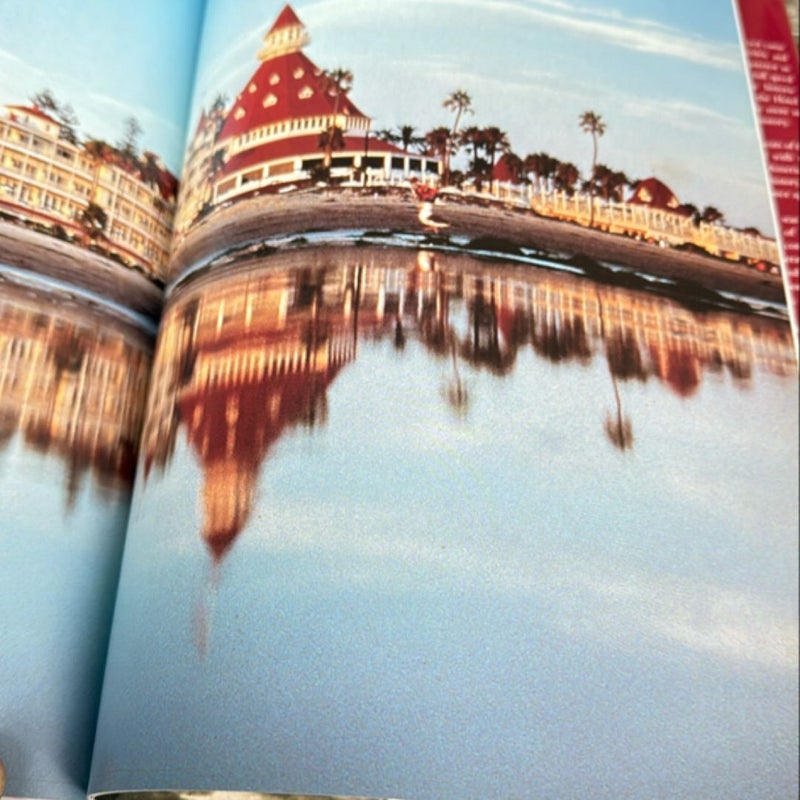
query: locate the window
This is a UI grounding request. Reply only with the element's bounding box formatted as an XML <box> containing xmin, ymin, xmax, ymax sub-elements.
<box><xmin>217</xmin><ymin>177</ymin><xmax>237</xmax><ymax>195</ymax></box>
<box><xmin>268</xmin><ymin>160</ymin><xmax>293</xmax><ymax>177</ymax></box>
<box><xmin>242</xmin><ymin>168</ymin><xmax>262</xmax><ymax>184</ymax></box>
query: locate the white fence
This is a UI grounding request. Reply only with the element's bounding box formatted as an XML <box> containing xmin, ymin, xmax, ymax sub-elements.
<box><xmin>458</xmin><ymin>181</ymin><xmax>780</xmax><ymax>266</ymax></box>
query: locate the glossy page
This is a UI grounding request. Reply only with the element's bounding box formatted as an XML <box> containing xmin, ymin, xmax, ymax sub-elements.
<box><xmin>0</xmin><ymin>2</ymin><xmax>205</xmax><ymax>798</ymax></box>
<box><xmin>92</xmin><ymin>0</ymin><xmax>798</xmax><ymax>797</ymax></box>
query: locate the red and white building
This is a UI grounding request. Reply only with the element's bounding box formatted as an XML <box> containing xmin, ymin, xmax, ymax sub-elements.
<box><xmin>184</xmin><ymin>4</ymin><xmax>439</xmax><ymax>220</ymax></box>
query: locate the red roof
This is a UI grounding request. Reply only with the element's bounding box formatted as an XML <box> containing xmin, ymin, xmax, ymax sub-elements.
<box><xmin>6</xmin><ymin>104</ymin><xmax>59</xmax><ymax>125</ymax></box>
<box><xmin>493</xmin><ymin>154</ymin><xmax>520</xmax><ymax>184</ymax></box>
<box><xmin>154</xmin><ymin>166</ymin><xmax>179</xmax><ymax>201</ymax></box>
<box><xmin>218</xmin><ymin>49</ymin><xmax>367</xmax><ymax>142</ymax></box>
<box><xmin>627</xmin><ymin>177</ymin><xmax>689</xmax><ymax>215</ymax></box>
<box><xmin>268</xmin><ymin>4</ymin><xmax>303</xmax><ymax>35</ymax></box>
<box><xmin>220</xmin><ymin>134</ymin><xmax>405</xmax><ymax>179</ymax></box>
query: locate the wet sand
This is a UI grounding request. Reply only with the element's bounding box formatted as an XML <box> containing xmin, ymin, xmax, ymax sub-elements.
<box><xmin>169</xmin><ymin>189</ymin><xmax>789</xmax><ymax>307</ymax></box>
<box><xmin>0</xmin><ymin>221</ymin><xmax>163</xmax><ymax>321</ymax></box>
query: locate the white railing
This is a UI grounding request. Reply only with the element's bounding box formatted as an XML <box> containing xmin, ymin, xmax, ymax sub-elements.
<box><xmin>459</xmin><ymin>181</ymin><xmax>780</xmax><ymax>266</ymax></box>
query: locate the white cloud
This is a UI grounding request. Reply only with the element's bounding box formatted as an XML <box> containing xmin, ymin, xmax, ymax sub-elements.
<box><xmin>240</xmin><ymin>497</ymin><xmax>797</xmax><ymax>672</ymax></box>
<box><xmin>305</xmin><ymin>0</ymin><xmax>742</xmax><ymax>71</ymax></box>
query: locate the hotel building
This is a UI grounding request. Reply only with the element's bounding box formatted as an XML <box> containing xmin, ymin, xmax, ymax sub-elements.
<box><xmin>175</xmin><ymin>4</ymin><xmax>440</xmax><ymax>235</ymax></box>
<box><xmin>0</xmin><ymin>103</ymin><xmax>178</xmax><ymax>281</ymax></box>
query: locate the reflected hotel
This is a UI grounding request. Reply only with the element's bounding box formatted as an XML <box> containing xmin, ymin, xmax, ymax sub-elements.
<box><xmin>141</xmin><ymin>246</ymin><xmax>797</xmax><ymax>561</ymax></box>
<box><xmin>0</xmin><ymin>278</ymin><xmax>152</xmax><ymax>500</ymax></box>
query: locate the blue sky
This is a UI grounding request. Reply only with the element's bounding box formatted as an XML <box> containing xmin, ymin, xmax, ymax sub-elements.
<box><xmin>0</xmin><ymin>0</ymin><xmax>205</xmax><ymax>172</ymax></box>
<box><xmin>0</xmin><ymin>0</ymin><xmax>778</xmax><ymax>233</ymax></box>
<box><xmin>191</xmin><ymin>0</ymin><xmax>776</xmax><ymax>233</ymax></box>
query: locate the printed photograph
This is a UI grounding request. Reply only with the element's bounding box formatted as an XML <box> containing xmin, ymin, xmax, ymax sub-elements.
<box><xmin>0</xmin><ymin>0</ymin><xmax>203</xmax><ymax>292</ymax></box>
<box><xmin>0</xmin><ymin>270</ymin><xmax>154</xmax><ymax>800</ymax></box>
<box><xmin>170</xmin><ymin>0</ymin><xmax>788</xmax><ymax>318</ymax></box>
<box><xmin>91</xmin><ymin>243</ymin><xmax>798</xmax><ymax>799</ymax></box>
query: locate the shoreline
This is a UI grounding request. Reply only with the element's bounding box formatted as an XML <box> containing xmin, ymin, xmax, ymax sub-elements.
<box><xmin>169</xmin><ymin>190</ymin><xmax>789</xmax><ymax>308</ymax></box>
<box><xmin>0</xmin><ymin>220</ymin><xmax>163</xmax><ymax>321</ymax></box>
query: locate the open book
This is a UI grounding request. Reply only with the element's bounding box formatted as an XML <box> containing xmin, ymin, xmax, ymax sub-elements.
<box><xmin>1</xmin><ymin>1</ymin><xmax>798</xmax><ymax>798</ymax></box>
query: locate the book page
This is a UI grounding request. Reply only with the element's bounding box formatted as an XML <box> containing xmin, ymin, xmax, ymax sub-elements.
<box><xmin>90</xmin><ymin>2</ymin><xmax>799</xmax><ymax>799</ymax></box>
<box><xmin>735</xmin><ymin>0</ymin><xmax>800</xmax><ymax>334</ymax></box>
<box><xmin>0</xmin><ymin>2</ymin><xmax>205</xmax><ymax>799</ymax></box>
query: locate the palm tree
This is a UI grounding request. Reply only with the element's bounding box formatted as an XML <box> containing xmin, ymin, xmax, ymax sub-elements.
<box><xmin>460</xmin><ymin>125</ymin><xmax>484</xmax><ymax>165</ymax></box>
<box><xmin>481</xmin><ymin>126</ymin><xmax>509</xmax><ymax>192</ymax></box>
<box><xmin>553</xmin><ymin>160</ymin><xmax>580</xmax><ymax>195</ymax></box>
<box><xmin>682</xmin><ymin>202</ymin><xmax>702</xmax><ymax>226</ymax></box>
<box><xmin>579</xmin><ymin>110</ymin><xmax>606</xmax><ymax>227</ymax></box>
<box><xmin>318</xmin><ymin>125</ymin><xmax>345</xmax><ymax>160</ymax></box>
<box><xmin>375</xmin><ymin>127</ymin><xmax>399</xmax><ymax>144</ymax></box>
<box><xmin>83</xmin><ymin>138</ymin><xmax>114</xmax><ymax>162</ymax></box>
<box><xmin>321</xmin><ymin>67</ymin><xmax>353</xmax><ymax>168</ymax></box>
<box><xmin>30</xmin><ymin>89</ymin><xmax>80</xmax><ymax>144</ymax></box>
<box><xmin>398</xmin><ymin>124</ymin><xmax>423</xmax><ymax>152</ymax></box>
<box><xmin>78</xmin><ymin>201</ymin><xmax>108</xmax><ymax>246</ymax></box>
<box><xmin>502</xmin><ymin>151</ymin><xmax>525</xmax><ymax>184</ymax></box>
<box><xmin>139</xmin><ymin>151</ymin><xmax>162</xmax><ymax>188</ymax></box>
<box><xmin>588</xmin><ymin>163</ymin><xmax>628</xmax><ymax>203</ymax></box>
<box><xmin>424</xmin><ymin>126</ymin><xmax>452</xmax><ymax>175</ymax></box>
<box><xmin>700</xmin><ymin>205</ymin><xmax>724</xmax><ymax>225</ymax></box>
<box><xmin>82</xmin><ymin>138</ymin><xmax>114</xmax><ymax>220</ymax></box>
<box><xmin>209</xmin><ymin>92</ymin><xmax>228</xmax><ymax>114</ymax></box>
<box><xmin>443</xmin><ymin>89</ymin><xmax>472</xmax><ymax>184</ymax></box>
<box><xmin>524</xmin><ymin>151</ymin><xmax>558</xmax><ymax>193</ymax></box>
<box><xmin>117</xmin><ymin>116</ymin><xmax>143</xmax><ymax>169</ymax></box>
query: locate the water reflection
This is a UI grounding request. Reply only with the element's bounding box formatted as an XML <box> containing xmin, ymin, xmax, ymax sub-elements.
<box><xmin>0</xmin><ymin>274</ymin><xmax>153</xmax><ymax>503</ymax></box>
<box><xmin>142</xmin><ymin>245</ymin><xmax>796</xmax><ymax>561</ymax></box>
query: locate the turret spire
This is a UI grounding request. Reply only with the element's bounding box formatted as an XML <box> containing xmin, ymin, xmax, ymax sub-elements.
<box><xmin>256</xmin><ymin>4</ymin><xmax>310</xmax><ymax>61</ymax></box>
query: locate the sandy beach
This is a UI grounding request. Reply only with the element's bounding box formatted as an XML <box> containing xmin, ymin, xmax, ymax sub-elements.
<box><xmin>169</xmin><ymin>189</ymin><xmax>789</xmax><ymax>308</ymax></box>
<box><xmin>0</xmin><ymin>221</ymin><xmax>163</xmax><ymax>321</ymax></box>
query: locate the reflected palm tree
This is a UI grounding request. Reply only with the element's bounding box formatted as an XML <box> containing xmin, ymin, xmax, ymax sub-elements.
<box><xmin>461</xmin><ymin>282</ymin><xmax>516</xmax><ymax>375</ymax></box>
<box><xmin>393</xmin><ymin>315</ymin><xmax>407</xmax><ymax>350</ymax></box>
<box><xmin>604</xmin><ymin>383</ymin><xmax>634</xmax><ymax>450</ymax></box>
<box><xmin>443</xmin><ymin>335</ymin><xmax>469</xmax><ymax>418</ymax></box>
<box><xmin>596</xmin><ymin>289</ymin><xmax>634</xmax><ymax>451</ymax></box>
<box><xmin>530</xmin><ymin>312</ymin><xmax>591</xmax><ymax>364</ymax></box>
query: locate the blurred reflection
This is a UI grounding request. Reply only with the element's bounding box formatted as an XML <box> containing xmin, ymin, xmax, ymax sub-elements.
<box><xmin>0</xmin><ymin>275</ymin><xmax>153</xmax><ymax>504</ymax></box>
<box><xmin>142</xmin><ymin>246</ymin><xmax>796</xmax><ymax>560</ymax></box>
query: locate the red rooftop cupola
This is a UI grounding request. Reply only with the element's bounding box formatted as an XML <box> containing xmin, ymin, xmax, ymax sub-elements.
<box><xmin>257</xmin><ymin>4</ymin><xmax>310</xmax><ymax>60</ymax></box>
<box><xmin>216</xmin><ymin>3</ymin><xmax>369</xmax><ymax>145</ymax></box>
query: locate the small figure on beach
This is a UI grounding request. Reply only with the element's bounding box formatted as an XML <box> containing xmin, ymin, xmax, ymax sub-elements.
<box><xmin>410</xmin><ymin>178</ymin><xmax>449</xmax><ymax>233</ymax></box>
